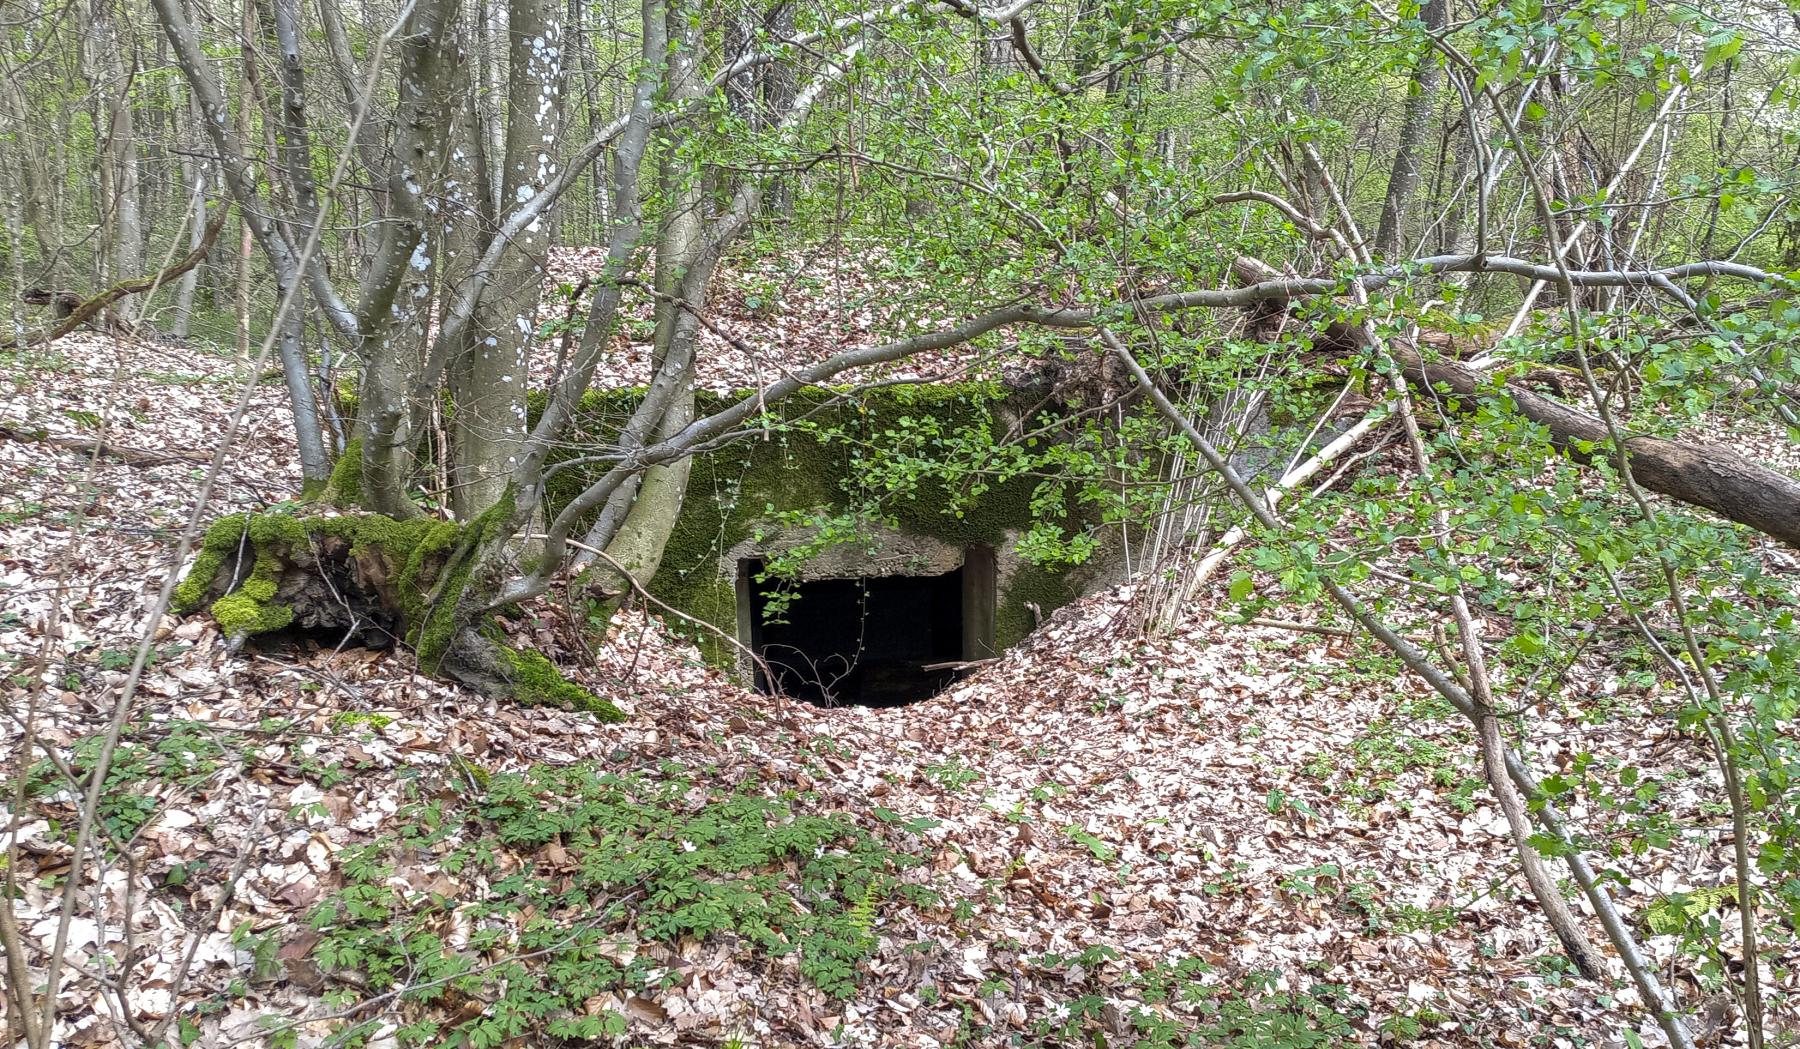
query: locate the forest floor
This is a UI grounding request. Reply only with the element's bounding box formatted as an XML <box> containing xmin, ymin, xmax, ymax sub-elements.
<box><xmin>3</xmin><ymin>294</ymin><xmax>1798</xmax><ymax>1048</ymax></box>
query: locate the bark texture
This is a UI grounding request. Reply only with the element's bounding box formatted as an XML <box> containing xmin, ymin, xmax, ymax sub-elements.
<box><xmin>1403</xmin><ymin>351</ymin><xmax>1800</xmax><ymax>549</ymax></box>
<box><xmin>1231</xmin><ymin>254</ymin><xmax>1800</xmax><ymax>549</ymax></box>
<box><xmin>1372</xmin><ymin>0</ymin><xmax>1444</xmax><ymax>257</ymax></box>
<box><xmin>174</xmin><ymin>511</ymin><xmax>623</xmax><ymax>718</ymax></box>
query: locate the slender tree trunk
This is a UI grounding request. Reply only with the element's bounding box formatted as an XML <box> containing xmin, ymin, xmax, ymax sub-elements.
<box><xmin>1385</xmin><ymin>363</ymin><xmax>1605</xmax><ymax>978</ymax></box>
<box><xmin>479</xmin><ymin>0</ymin><xmax>507</xmax><ymax>215</ymax></box>
<box><xmin>235</xmin><ymin>223</ymin><xmax>252</xmax><ymax>358</ymax></box>
<box><xmin>1372</xmin><ymin>0</ymin><xmax>1444</xmax><ymax>258</ymax></box>
<box><xmin>761</xmin><ymin>1</ymin><xmax>796</xmax><ymax>219</ymax></box>
<box><xmin>278</xmin><ymin>288</ymin><xmax>332</xmax><ymax>486</ymax></box>
<box><xmin>0</xmin><ymin>54</ymin><xmax>63</xmax><ymax>283</ymax></box>
<box><xmin>172</xmin><ymin>92</ymin><xmax>206</xmax><ymax>339</ymax></box>
<box><xmin>233</xmin><ymin>0</ymin><xmax>254</xmax><ymax>360</ymax></box>
<box><xmin>450</xmin><ymin>0</ymin><xmax>564</xmax><ymax>518</ymax></box>
<box><xmin>103</xmin><ymin>32</ymin><xmax>143</xmax><ymax>324</ymax></box>
<box><xmin>338</xmin><ymin>0</ymin><xmax>460</xmax><ymax>516</ymax></box>
<box><xmin>6</xmin><ymin>181</ymin><xmax>25</xmax><ymax>344</ymax></box>
<box><xmin>585</xmin><ymin>2</ymin><xmax>702</xmax><ymax>584</ymax></box>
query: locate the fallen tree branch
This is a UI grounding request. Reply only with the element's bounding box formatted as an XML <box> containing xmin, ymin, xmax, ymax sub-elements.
<box><xmin>1182</xmin><ymin>411</ymin><xmax>1388</xmax><ymax>596</ymax></box>
<box><xmin>507</xmin><ymin>249</ymin><xmax>1795</xmax><ymax>608</ymax></box>
<box><xmin>2</xmin><ymin>208</ymin><xmax>230</xmax><ymax>349</ymax></box>
<box><xmin>1232</xmin><ymin>254</ymin><xmax>1800</xmax><ymax>549</ymax></box>
<box><xmin>1240</xmin><ymin>617</ymin><xmax>1357</xmax><ymax>638</ymax></box>
<box><xmin>1400</xmin><ymin>350</ymin><xmax>1800</xmax><ymax>548</ymax></box>
<box><xmin>0</xmin><ymin>419</ymin><xmax>211</xmax><ymax>467</ymax></box>
<box><xmin>920</xmin><ymin>657</ymin><xmax>1001</xmax><ymax>671</ymax></box>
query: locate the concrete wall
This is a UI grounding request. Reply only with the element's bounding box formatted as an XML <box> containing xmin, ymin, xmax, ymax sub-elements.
<box><xmin>545</xmin><ymin>382</ymin><xmax>1127</xmax><ymax>671</ymax></box>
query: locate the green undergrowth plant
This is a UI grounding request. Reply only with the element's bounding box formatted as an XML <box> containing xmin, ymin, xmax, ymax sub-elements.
<box><xmin>1022</xmin><ymin>949</ymin><xmax>1365</xmax><ymax>1048</ymax></box>
<box><xmin>296</xmin><ymin>762</ymin><xmax>930</xmax><ymax>1047</ymax></box>
<box><xmin>26</xmin><ymin>719</ymin><xmax>228</xmax><ymax>846</ymax></box>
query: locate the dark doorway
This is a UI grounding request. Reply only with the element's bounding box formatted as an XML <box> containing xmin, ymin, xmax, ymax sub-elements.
<box><xmin>741</xmin><ymin>550</ymin><xmax>995</xmax><ymax>707</ymax></box>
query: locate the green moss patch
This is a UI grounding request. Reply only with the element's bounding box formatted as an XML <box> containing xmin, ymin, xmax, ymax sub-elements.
<box><xmin>498</xmin><ymin>645</ymin><xmax>625</xmax><ymax>721</ymax></box>
<box><xmin>176</xmin><ymin>510</ymin><xmax>460</xmax><ymax>644</ymax></box>
<box><xmin>176</xmin><ymin>506</ymin><xmax>632</xmax><ymax>723</ymax></box>
<box><xmin>211</xmin><ymin>588</ymin><xmax>295</xmax><ymax>635</ymax></box>
<box><xmin>324</xmin><ymin>438</ymin><xmax>364</xmax><ymax>508</ymax></box>
<box><xmin>412</xmin><ymin>487</ymin><xmax>513</xmax><ymax>672</ymax></box>
<box><xmin>174</xmin><ymin>514</ymin><xmax>253</xmax><ymax>614</ymax></box>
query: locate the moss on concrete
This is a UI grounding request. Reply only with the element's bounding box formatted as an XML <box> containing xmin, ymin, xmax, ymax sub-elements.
<box><xmin>543</xmin><ymin>383</ymin><xmax>1090</xmax><ymax>665</ymax></box>
<box><xmin>995</xmin><ymin>564</ymin><xmax>1080</xmax><ymax>646</ymax></box>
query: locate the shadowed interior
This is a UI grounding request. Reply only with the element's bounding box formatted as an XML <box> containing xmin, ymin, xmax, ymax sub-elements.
<box><xmin>742</xmin><ymin>556</ymin><xmax>992</xmax><ymax>707</ymax></box>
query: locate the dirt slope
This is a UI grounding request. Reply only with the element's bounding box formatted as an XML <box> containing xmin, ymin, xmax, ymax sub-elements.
<box><xmin>2</xmin><ymin>329</ymin><xmax>1778</xmax><ymax>1048</ymax></box>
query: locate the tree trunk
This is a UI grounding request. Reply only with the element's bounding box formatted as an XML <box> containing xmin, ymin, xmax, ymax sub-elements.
<box><xmin>450</xmin><ymin>0</ymin><xmax>564</xmax><ymax>519</ymax></box>
<box><xmin>172</xmin><ymin>91</ymin><xmax>207</xmax><ymax>339</ymax></box>
<box><xmin>105</xmin><ymin>66</ymin><xmax>145</xmax><ymax>328</ymax></box>
<box><xmin>582</xmin><ymin>2</ymin><xmax>701</xmax><ymax>591</ymax></box>
<box><xmin>1371</xmin><ymin>0</ymin><xmax>1444</xmax><ymax>258</ymax></box>
<box><xmin>277</xmin><ymin>289</ymin><xmax>333</xmax><ymax>487</ymax></box>
<box><xmin>87</xmin><ymin>4</ymin><xmax>147</xmax><ymax>320</ymax></box>
<box><xmin>173</xmin><ymin>511</ymin><xmax>623</xmax><ymax>718</ymax></box>
<box><xmin>761</xmin><ymin>2</ymin><xmax>796</xmax><ymax>219</ymax></box>
<box><xmin>0</xmin><ymin>56</ymin><xmax>63</xmax><ymax>285</ymax></box>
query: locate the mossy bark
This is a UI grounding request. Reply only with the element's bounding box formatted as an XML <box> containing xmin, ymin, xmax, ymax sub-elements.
<box><xmin>177</xmin><ymin>509</ymin><xmax>622</xmax><ymax>719</ymax></box>
<box><xmin>321</xmin><ymin>438</ymin><xmax>365</xmax><ymax>508</ymax></box>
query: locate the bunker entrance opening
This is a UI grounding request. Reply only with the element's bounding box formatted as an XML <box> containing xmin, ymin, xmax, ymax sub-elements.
<box><xmin>740</xmin><ymin>548</ymin><xmax>996</xmax><ymax>708</ymax></box>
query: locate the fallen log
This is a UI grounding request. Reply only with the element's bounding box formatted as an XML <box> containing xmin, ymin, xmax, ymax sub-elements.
<box><xmin>2</xmin><ymin>207</ymin><xmax>229</xmax><ymax>348</ymax></box>
<box><xmin>1229</xmin><ymin>255</ymin><xmax>1800</xmax><ymax>549</ymax></box>
<box><xmin>0</xmin><ymin>419</ymin><xmax>210</xmax><ymax>467</ymax></box>
<box><xmin>1399</xmin><ymin>351</ymin><xmax>1800</xmax><ymax>549</ymax></box>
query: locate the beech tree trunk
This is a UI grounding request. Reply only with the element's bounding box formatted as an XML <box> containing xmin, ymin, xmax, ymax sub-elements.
<box><xmin>171</xmin><ymin>90</ymin><xmax>207</xmax><ymax>340</ymax></box>
<box><xmin>584</xmin><ymin>1</ymin><xmax>701</xmax><ymax>590</ymax></box>
<box><xmin>1372</xmin><ymin>0</ymin><xmax>1443</xmax><ymax>258</ymax></box>
<box><xmin>451</xmin><ymin>0</ymin><xmax>564</xmax><ymax>519</ymax></box>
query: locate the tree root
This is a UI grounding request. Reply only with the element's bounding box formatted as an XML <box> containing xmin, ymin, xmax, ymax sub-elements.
<box><xmin>176</xmin><ymin>509</ymin><xmax>622</xmax><ymax>719</ymax></box>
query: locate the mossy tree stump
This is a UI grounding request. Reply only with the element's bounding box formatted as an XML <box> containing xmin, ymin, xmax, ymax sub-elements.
<box><xmin>176</xmin><ymin>511</ymin><xmax>623</xmax><ymax>721</ymax></box>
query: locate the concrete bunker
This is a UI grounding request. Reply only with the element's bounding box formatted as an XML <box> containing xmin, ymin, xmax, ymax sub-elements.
<box><xmin>739</xmin><ymin>547</ymin><xmax>996</xmax><ymax>707</ymax></box>
<box><xmin>547</xmin><ymin>384</ymin><xmax>1126</xmax><ymax>688</ymax></box>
